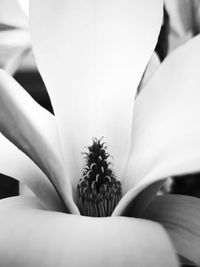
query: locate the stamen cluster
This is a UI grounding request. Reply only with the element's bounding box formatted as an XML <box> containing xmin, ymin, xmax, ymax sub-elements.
<box><xmin>77</xmin><ymin>138</ymin><xmax>121</xmax><ymax>217</ymax></box>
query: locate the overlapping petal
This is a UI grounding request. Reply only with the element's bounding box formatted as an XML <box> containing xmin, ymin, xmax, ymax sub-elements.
<box><xmin>142</xmin><ymin>194</ymin><xmax>200</xmax><ymax>266</ymax></box>
<box><xmin>0</xmin><ymin>196</ymin><xmax>178</xmax><ymax>267</ymax></box>
<box><xmin>0</xmin><ymin>133</ymin><xmax>65</xmax><ymax>211</ymax></box>
<box><xmin>30</xmin><ymin>0</ymin><xmax>163</xmax><ymax>187</ymax></box>
<box><xmin>137</xmin><ymin>52</ymin><xmax>161</xmax><ymax>94</ymax></box>
<box><xmin>0</xmin><ymin>29</ymin><xmax>30</xmax><ymax>74</ymax></box>
<box><xmin>0</xmin><ymin>195</ymin><xmax>46</xmax><ymax>210</ymax></box>
<box><xmin>114</xmin><ymin>35</ymin><xmax>200</xmax><ymax>215</ymax></box>
<box><xmin>165</xmin><ymin>0</ymin><xmax>200</xmax><ymax>52</ymax></box>
<box><xmin>0</xmin><ymin>70</ymin><xmax>78</xmax><ymax>214</ymax></box>
<box><xmin>0</xmin><ymin>0</ymin><xmax>30</xmax><ymax>74</ymax></box>
<box><xmin>17</xmin><ymin>0</ymin><xmax>29</xmax><ymax>16</ymax></box>
<box><xmin>0</xmin><ymin>0</ymin><xmax>28</xmax><ymax>29</ymax></box>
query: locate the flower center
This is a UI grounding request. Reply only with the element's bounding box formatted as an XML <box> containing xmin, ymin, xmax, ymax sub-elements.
<box><xmin>76</xmin><ymin>138</ymin><xmax>122</xmax><ymax>217</ymax></box>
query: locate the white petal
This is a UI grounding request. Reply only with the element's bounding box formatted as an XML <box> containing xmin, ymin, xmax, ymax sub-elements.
<box><xmin>0</xmin><ymin>0</ymin><xmax>30</xmax><ymax>74</ymax></box>
<box><xmin>165</xmin><ymin>0</ymin><xmax>199</xmax><ymax>52</ymax></box>
<box><xmin>142</xmin><ymin>194</ymin><xmax>200</xmax><ymax>266</ymax></box>
<box><xmin>30</xmin><ymin>0</ymin><xmax>163</xmax><ymax>186</ymax></box>
<box><xmin>0</xmin><ymin>195</ymin><xmax>46</xmax><ymax>210</ymax></box>
<box><xmin>0</xmin><ymin>197</ymin><xmax>179</xmax><ymax>267</ymax></box>
<box><xmin>0</xmin><ymin>29</ymin><xmax>30</xmax><ymax>75</ymax></box>
<box><xmin>137</xmin><ymin>52</ymin><xmax>161</xmax><ymax>94</ymax></box>
<box><xmin>0</xmin><ymin>133</ymin><xmax>64</xmax><ymax>212</ymax></box>
<box><xmin>17</xmin><ymin>0</ymin><xmax>29</xmax><ymax>16</ymax></box>
<box><xmin>0</xmin><ymin>70</ymin><xmax>78</xmax><ymax>214</ymax></box>
<box><xmin>115</xmin><ymin>35</ymin><xmax>200</xmax><ymax>215</ymax></box>
<box><xmin>0</xmin><ymin>0</ymin><xmax>28</xmax><ymax>29</ymax></box>
<box><xmin>113</xmin><ymin>180</ymin><xmax>165</xmax><ymax>217</ymax></box>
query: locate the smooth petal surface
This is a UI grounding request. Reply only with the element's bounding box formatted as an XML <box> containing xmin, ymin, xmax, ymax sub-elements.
<box><xmin>0</xmin><ymin>133</ymin><xmax>64</xmax><ymax>211</ymax></box>
<box><xmin>0</xmin><ymin>0</ymin><xmax>28</xmax><ymax>29</ymax></box>
<box><xmin>30</xmin><ymin>0</ymin><xmax>163</xmax><ymax>186</ymax></box>
<box><xmin>0</xmin><ymin>196</ymin><xmax>178</xmax><ymax>267</ymax></box>
<box><xmin>0</xmin><ymin>70</ymin><xmax>78</xmax><ymax>214</ymax></box>
<box><xmin>0</xmin><ymin>0</ymin><xmax>30</xmax><ymax>74</ymax></box>
<box><xmin>142</xmin><ymin>194</ymin><xmax>200</xmax><ymax>266</ymax></box>
<box><xmin>0</xmin><ymin>29</ymin><xmax>30</xmax><ymax>74</ymax></box>
<box><xmin>18</xmin><ymin>0</ymin><xmax>29</xmax><ymax>16</ymax></box>
<box><xmin>114</xmin><ymin>35</ymin><xmax>200</xmax><ymax>215</ymax></box>
<box><xmin>137</xmin><ymin>52</ymin><xmax>161</xmax><ymax>94</ymax></box>
<box><xmin>0</xmin><ymin>195</ymin><xmax>46</xmax><ymax>210</ymax></box>
<box><xmin>165</xmin><ymin>0</ymin><xmax>200</xmax><ymax>52</ymax></box>
<box><xmin>113</xmin><ymin>180</ymin><xmax>165</xmax><ymax>217</ymax></box>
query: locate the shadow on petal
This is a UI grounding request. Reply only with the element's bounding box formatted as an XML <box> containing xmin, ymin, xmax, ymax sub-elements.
<box><xmin>0</xmin><ymin>70</ymin><xmax>78</xmax><ymax>214</ymax></box>
<box><xmin>0</xmin><ymin>196</ymin><xmax>179</xmax><ymax>267</ymax></box>
<box><xmin>142</xmin><ymin>194</ymin><xmax>200</xmax><ymax>266</ymax></box>
<box><xmin>30</xmin><ymin>0</ymin><xmax>163</xmax><ymax>187</ymax></box>
<box><xmin>123</xmin><ymin>35</ymin><xmax>200</xmax><ymax>194</ymax></box>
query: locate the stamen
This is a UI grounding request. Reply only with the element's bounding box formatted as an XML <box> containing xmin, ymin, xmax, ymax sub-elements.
<box><xmin>76</xmin><ymin>138</ymin><xmax>122</xmax><ymax>217</ymax></box>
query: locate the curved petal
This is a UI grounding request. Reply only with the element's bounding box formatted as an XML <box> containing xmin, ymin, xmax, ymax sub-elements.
<box><xmin>137</xmin><ymin>52</ymin><xmax>161</xmax><ymax>94</ymax></box>
<box><xmin>30</xmin><ymin>0</ymin><xmax>163</xmax><ymax>186</ymax></box>
<box><xmin>0</xmin><ymin>197</ymin><xmax>178</xmax><ymax>267</ymax></box>
<box><xmin>0</xmin><ymin>0</ymin><xmax>30</xmax><ymax>74</ymax></box>
<box><xmin>0</xmin><ymin>0</ymin><xmax>28</xmax><ymax>29</ymax></box>
<box><xmin>0</xmin><ymin>195</ymin><xmax>46</xmax><ymax>210</ymax></box>
<box><xmin>142</xmin><ymin>194</ymin><xmax>200</xmax><ymax>266</ymax></box>
<box><xmin>113</xmin><ymin>180</ymin><xmax>165</xmax><ymax>217</ymax></box>
<box><xmin>17</xmin><ymin>0</ymin><xmax>29</xmax><ymax>16</ymax></box>
<box><xmin>0</xmin><ymin>29</ymin><xmax>30</xmax><ymax>75</ymax></box>
<box><xmin>165</xmin><ymin>0</ymin><xmax>200</xmax><ymax>52</ymax></box>
<box><xmin>179</xmin><ymin>256</ymin><xmax>196</xmax><ymax>266</ymax></box>
<box><xmin>0</xmin><ymin>133</ymin><xmax>65</xmax><ymax>212</ymax></box>
<box><xmin>0</xmin><ymin>70</ymin><xmax>78</xmax><ymax>214</ymax></box>
<box><xmin>114</xmin><ymin>35</ymin><xmax>200</xmax><ymax>215</ymax></box>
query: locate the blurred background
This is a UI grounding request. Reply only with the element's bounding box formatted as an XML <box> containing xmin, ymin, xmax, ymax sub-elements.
<box><xmin>1</xmin><ymin>0</ymin><xmax>200</xmax><ymax>208</ymax></box>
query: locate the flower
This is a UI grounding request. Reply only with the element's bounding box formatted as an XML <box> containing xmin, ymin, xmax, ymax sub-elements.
<box><xmin>0</xmin><ymin>0</ymin><xmax>200</xmax><ymax>266</ymax></box>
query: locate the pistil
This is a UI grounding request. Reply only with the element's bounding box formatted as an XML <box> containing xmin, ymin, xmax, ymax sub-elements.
<box><xmin>76</xmin><ymin>138</ymin><xmax>122</xmax><ymax>217</ymax></box>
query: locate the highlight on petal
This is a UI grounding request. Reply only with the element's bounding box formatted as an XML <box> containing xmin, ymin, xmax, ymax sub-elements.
<box><xmin>137</xmin><ymin>52</ymin><xmax>161</xmax><ymax>94</ymax></box>
<box><xmin>142</xmin><ymin>194</ymin><xmax>200</xmax><ymax>266</ymax></box>
<box><xmin>0</xmin><ymin>197</ymin><xmax>179</xmax><ymax>267</ymax></box>
<box><xmin>0</xmin><ymin>0</ymin><xmax>30</xmax><ymax>74</ymax></box>
<box><xmin>0</xmin><ymin>195</ymin><xmax>46</xmax><ymax>210</ymax></box>
<box><xmin>30</xmin><ymin>0</ymin><xmax>163</xmax><ymax>187</ymax></box>
<box><xmin>0</xmin><ymin>0</ymin><xmax>28</xmax><ymax>29</ymax></box>
<box><xmin>0</xmin><ymin>133</ymin><xmax>65</xmax><ymax>212</ymax></box>
<box><xmin>0</xmin><ymin>70</ymin><xmax>79</xmax><ymax>214</ymax></box>
<box><xmin>115</xmin><ymin>35</ymin><xmax>200</xmax><ymax>215</ymax></box>
<box><xmin>0</xmin><ymin>29</ymin><xmax>30</xmax><ymax>75</ymax></box>
<box><xmin>17</xmin><ymin>0</ymin><xmax>29</xmax><ymax>16</ymax></box>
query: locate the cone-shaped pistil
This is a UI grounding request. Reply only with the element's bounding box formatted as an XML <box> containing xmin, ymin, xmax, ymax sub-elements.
<box><xmin>77</xmin><ymin>138</ymin><xmax>122</xmax><ymax>217</ymax></box>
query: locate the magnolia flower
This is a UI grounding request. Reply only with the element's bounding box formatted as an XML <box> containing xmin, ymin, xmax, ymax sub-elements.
<box><xmin>1</xmin><ymin>0</ymin><xmax>200</xmax><ymax>266</ymax></box>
